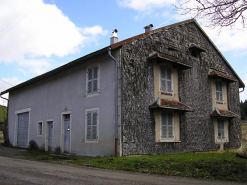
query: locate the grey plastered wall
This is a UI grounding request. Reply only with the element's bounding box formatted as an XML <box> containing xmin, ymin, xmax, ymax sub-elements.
<box><xmin>120</xmin><ymin>22</ymin><xmax>241</xmax><ymax>155</ymax></box>
<box><xmin>8</xmin><ymin>51</ymin><xmax>118</xmax><ymax>157</ymax></box>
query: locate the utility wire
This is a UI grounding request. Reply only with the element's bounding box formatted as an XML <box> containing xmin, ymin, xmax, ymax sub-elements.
<box><xmin>0</xmin><ymin>0</ymin><xmax>29</xmax><ymax>39</ymax></box>
<box><xmin>0</xmin><ymin>79</ymin><xmax>14</xmax><ymax>86</ymax></box>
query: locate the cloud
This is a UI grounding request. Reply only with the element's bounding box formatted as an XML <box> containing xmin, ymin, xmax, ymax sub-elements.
<box><xmin>78</xmin><ymin>26</ymin><xmax>108</xmax><ymax>45</ymax></box>
<box><xmin>118</xmin><ymin>0</ymin><xmax>176</xmax><ymax>12</ymax></box>
<box><xmin>0</xmin><ymin>0</ymin><xmax>108</xmax><ymax>75</ymax></box>
<box><xmin>18</xmin><ymin>59</ymin><xmax>52</xmax><ymax>75</ymax></box>
<box><xmin>203</xmin><ymin>27</ymin><xmax>247</xmax><ymax>55</ymax></box>
<box><xmin>0</xmin><ymin>0</ymin><xmax>85</xmax><ymax>62</ymax></box>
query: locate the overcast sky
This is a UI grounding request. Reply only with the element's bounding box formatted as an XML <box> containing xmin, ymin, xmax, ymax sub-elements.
<box><xmin>0</xmin><ymin>0</ymin><xmax>247</xmax><ymax>106</ymax></box>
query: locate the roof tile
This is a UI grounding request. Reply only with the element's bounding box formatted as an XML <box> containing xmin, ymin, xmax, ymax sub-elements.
<box><xmin>208</xmin><ymin>70</ymin><xmax>237</xmax><ymax>82</ymax></box>
<box><xmin>210</xmin><ymin>108</ymin><xmax>238</xmax><ymax>118</ymax></box>
<box><xmin>147</xmin><ymin>51</ymin><xmax>191</xmax><ymax>69</ymax></box>
<box><xmin>150</xmin><ymin>98</ymin><xmax>193</xmax><ymax>112</ymax></box>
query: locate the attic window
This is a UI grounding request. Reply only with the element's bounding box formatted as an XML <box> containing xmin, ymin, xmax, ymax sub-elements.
<box><xmin>189</xmin><ymin>44</ymin><xmax>206</xmax><ymax>58</ymax></box>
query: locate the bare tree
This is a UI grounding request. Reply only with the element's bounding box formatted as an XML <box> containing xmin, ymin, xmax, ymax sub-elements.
<box><xmin>175</xmin><ymin>0</ymin><xmax>247</xmax><ymax>29</ymax></box>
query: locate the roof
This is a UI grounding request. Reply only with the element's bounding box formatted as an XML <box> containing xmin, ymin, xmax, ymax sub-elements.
<box><xmin>110</xmin><ymin>19</ymin><xmax>244</xmax><ymax>88</ymax></box>
<box><xmin>208</xmin><ymin>70</ymin><xmax>237</xmax><ymax>83</ymax></box>
<box><xmin>0</xmin><ymin>47</ymin><xmax>109</xmax><ymax>95</ymax></box>
<box><xmin>210</xmin><ymin>108</ymin><xmax>239</xmax><ymax>118</ymax></box>
<box><xmin>147</xmin><ymin>51</ymin><xmax>191</xmax><ymax>69</ymax></box>
<box><xmin>149</xmin><ymin>97</ymin><xmax>194</xmax><ymax>112</ymax></box>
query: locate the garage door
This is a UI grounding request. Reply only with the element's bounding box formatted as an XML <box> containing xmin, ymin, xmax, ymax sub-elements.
<box><xmin>17</xmin><ymin>112</ymin><xmax>29</xmax><ymax>147</ymax></box>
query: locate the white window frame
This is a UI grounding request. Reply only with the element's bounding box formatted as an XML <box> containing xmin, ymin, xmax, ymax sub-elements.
<box><xmin>86</xmin><ymin>63</ymin><xmax>100</xmax><ymax>97</ymax></box>
<box><xmin>85</xmin><ymin>108</ymin><xmax>99</xmax><ymax>143</ymax></box>
<box><xmin>159</xmin><ymin>65</ymin><xmax>173</xmax><ymax>95</ymax></box>
<box><xmin>160</xmin><ymin>112</ymin><xmax>174</xmax><ymax>141</ymax></box>
<box><xmin>215</xmin><ymin>81</ymin><xmax>223</xmax><ymax>104</ymax></box>
<box><xmin>37</xmin><ymin>121</ymin><xmax>43</xmax><ymax>137</ymax></box>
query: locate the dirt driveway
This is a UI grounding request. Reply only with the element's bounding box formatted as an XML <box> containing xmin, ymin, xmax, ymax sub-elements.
<box><xmin>0</xmin><ymin>145</ymin><xmax>243</xmax><ymax>185</ymax></box>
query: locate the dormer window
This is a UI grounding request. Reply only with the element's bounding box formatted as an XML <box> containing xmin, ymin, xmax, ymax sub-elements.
<box><xmin>189</xmin><ymin>44</ymin><xmax>206</xmax><ymax>58</ymax></box>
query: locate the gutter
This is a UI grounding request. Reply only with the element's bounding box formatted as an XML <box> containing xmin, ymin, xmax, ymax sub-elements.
<box><xmin>107</xmin><ymin>47</ymin><xmax>119</xmax><ymax>157</ymax></box>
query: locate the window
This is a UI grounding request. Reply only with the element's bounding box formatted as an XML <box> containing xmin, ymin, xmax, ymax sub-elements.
<box><xmin>85</xmin><ymin>108</ymin><xmax>99</xmax><ymax>142</ymax></box>
<box><xmin>214</xmin><ymin>118</ymin><xmax>229</xmax><ymax>143</ymax></box>
<box><xmin>217</xmin><ymin>119</ymin><xmax>225</xmax><ymax>141</ymax></box>
<box><xmin>215</xmin><ymin>82</ymin><xmax>223</xmax><ymax>103</ymax></box>
<box><xmin>87</xmin><ymin>66</ymin><xmax>99</xmax><ymax>95</ymax></box>
<box><xmin>160</xmin><ymin>66</ymin><xmax>172</xmax><ymax>95</ymax></box>
<box><xmin>37</xmin><ymin>122</ymin><xmax>42</xmax><ymax>135</ymax></box>
<box><xmin>161</xmin><ymin>112</ymin><xmax>174</xmax><ymax>140</ymax></box>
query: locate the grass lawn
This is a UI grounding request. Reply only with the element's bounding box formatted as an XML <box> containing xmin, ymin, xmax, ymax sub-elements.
<box><xmin>21</xmin><ymin>151</ymin><xmax>247</xmax><ymax>182</ymax></box>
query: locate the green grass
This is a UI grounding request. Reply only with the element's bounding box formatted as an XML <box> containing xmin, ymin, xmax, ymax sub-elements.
<box><xmin>21</xmin><ymin>151</ymin><xmax>247</xmax><ymax>182</ymax></box>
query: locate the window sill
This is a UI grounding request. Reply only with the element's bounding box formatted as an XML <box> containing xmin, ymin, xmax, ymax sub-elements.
<box><xmin>216</xmin><ymin>140</ymin><xmax>228</xmax><ymax>143</ymax></box>
<box><xmin>216</xmin><ymin>101</ymin><xmax>224</xmax><ymax>104</ymax></box>
<box><xmin>157</xmin><ymin>140</ymin><xmax>181</xmax><ymax>143</ymax></box>
<box><xmin>86</xmin><ymin>92</ymin><xmax>100</xmax><ymax>98</ymax></box>
<box><xmin>160</xmin><ymin>92</ymin><xmax>173</xmax><ymax>96</ymax></box>
<box><xmin>85</xmin><ymin>140</ymin><xmax>99</xmax><ymax>143</ymax></box>
<box><xmin>37</xmin><ymin>135</ymin><xmax>42</xmax><ymax>138</ymax></box>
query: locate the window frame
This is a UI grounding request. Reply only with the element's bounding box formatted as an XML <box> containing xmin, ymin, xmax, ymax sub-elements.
<box><xmin>159</xmin><ymin>65</ymin><xmax>173</xmax><ymax>96</ymax></box>
<box><xmin>37</xmin><ymin>121</ymin><xmax>43</xmax><ymax>137</ymax></box>
<box><xmin>160</xmin><ymin>111</ymin><xmax>174</xmax><ymax>141</ymax></box>
<box><xmin>85</xmin><ymin>108</ymin><xmax>99</xmax><ymax>143</ymax></box>
<box><xmin>86</xmin><ymin>64</ymin><xmax>100</xmax><ymax>97</ymax></box>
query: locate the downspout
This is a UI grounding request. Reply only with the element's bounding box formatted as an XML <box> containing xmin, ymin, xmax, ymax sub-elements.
<box><xmin>0</xmin><ymin>95</ymin><xmax>9</xmax><ymax>145</ymax></box>
<box><xmin>108</xmin><ymin>47</ymin><xmax>118</xmax><ymax>157</ymax></box>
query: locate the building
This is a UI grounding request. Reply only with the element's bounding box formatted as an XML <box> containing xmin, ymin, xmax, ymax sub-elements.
<box><xmin>0</xmin><ymin>19</ymin><xmax>244</xmax><ymax>156</ymax></box>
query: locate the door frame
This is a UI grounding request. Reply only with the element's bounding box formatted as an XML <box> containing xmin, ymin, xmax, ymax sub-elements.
<box><xmin>14</xmin><ymin>108</ymin><xmax>31</xmax><ymax>147</ymax></box>
<box><xmin>45</xmin><ymin>119</ymin><xmax>54</xmax><ymax>151</ymax></box>
<box><xmin>60</xmin><ymin>111</ymin><xmax>72</xmax><ymax>153</ymax></box>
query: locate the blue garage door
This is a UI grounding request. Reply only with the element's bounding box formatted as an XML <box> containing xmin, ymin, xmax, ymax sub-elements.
<box><xmin>17</xmin><ymin>112</ymin><xmax>29</xmax><ymax>147</ymax></box>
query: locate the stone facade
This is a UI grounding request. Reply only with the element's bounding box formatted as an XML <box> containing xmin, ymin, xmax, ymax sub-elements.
<box><xmin>120</xmin><ymin>21</ymin><xmax>241</xmax><ymax>155</ymax></box>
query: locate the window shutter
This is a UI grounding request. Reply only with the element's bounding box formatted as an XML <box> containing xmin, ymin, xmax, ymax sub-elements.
<box><xmin>93</xmin><ymin>67</ymin><xmax>98</xmax><ymax>78</ymax></box>
<box><xmin>161</xmin><ymin>113</ymin><xmax>174</xmax><ymax>139</ymax></box>
<box><xmin>161</xmin><ymin>113</ymin><xmax>167</xmax><ymax>139</ymax></box>
<box><xmin>167</xmin><ymin>69</ymin><xmax>172</xmax><ymax>93</ymax></box>
<box><xmin>93</xmin><ymin>80</ymin><xmax>98</xmax><ymax>92</ymax></box>
<box><xmin>168</xmin><ymin>113</ymin><xmax>173</xmax><ymax>139</ymax></box>
<box><xmin>216</xmin><ymin>82</ymin><xmax>223</xmax><ymax>102</ymax></box>
<box><xmin>88</xmin><ymin>68</ymin><xmax>92</xmax><ymax>80</ymax></box>
<box><xmin>88</xmin><ymin>81</ymin><xmax>92</xmax><ymax>94</ymax></box>
<box><xmin>87</xmin><ymin>112</ymin><xmax>92</xmax><ymax>140</ymax></box>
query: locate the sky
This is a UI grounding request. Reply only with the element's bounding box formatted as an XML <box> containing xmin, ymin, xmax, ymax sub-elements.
<box><xmin>0</xmin><ymin>0</ymin><xmax>247</xmax><ymax>106</ymax></box>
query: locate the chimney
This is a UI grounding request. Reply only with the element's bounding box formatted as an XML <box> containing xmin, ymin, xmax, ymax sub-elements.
<box><xmin>144</xmin><ymin>24</ymin><xmax>153</xmax><ymax>33</ymax></box>
<box><xmin>110</xmin><ymin>29</ymin><xmax>118</xmax><ymax>45</ymax></box>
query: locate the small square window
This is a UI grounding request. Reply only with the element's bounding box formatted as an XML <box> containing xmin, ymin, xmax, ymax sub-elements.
<box><xmin>37</xmin><ymin>122</ymin><xmax>42</xmax><ymax>135</ymax></box>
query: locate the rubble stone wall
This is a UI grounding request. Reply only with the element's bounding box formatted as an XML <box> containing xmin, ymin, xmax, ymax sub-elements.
<box><xmin>120</xmin><ymin>22</ymin><xmax>241</xmax><ymax>155</ymax></box>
